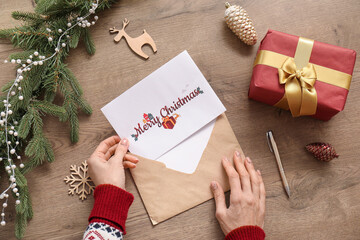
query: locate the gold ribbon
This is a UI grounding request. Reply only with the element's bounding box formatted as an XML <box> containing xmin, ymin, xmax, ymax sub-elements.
<box><xmin>278</xmin><ymin>58</ymin><xmax>317</xmax><ymax>116</ymax></box>
<box><xmin>253</xmin><ymin>37</ymin><xmax>352</xmax><ymax>117</ymax></box>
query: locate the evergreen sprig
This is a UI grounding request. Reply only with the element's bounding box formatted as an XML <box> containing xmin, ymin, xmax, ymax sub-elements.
<box><xmin>0</xmin><ymin>0</ymin><xmax>117</xmax><ymax>238</ymax></box>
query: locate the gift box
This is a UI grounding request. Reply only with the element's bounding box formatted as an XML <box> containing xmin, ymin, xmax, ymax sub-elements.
<box><xmin>248</xmin><ymin>29</ymin><xmax>356</xmax><ymax>121</ymax></box>
<box><xmin>162</xmin><ymin>116</ymin><xmax>176</xmax><ymax>129</ymax></box>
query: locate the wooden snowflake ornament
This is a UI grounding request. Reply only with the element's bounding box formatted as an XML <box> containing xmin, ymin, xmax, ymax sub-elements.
<box><xmin>64</xmin><ymin>161</ymin><xmax>95</xmax><ymax>201</ymax></box>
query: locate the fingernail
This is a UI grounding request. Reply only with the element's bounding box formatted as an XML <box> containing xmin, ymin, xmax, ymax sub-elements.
<box><xmin>235</xmin><ymin>151</ymin><xmax>240</xmax><ymax>157</ymax></box>
<box><xmin>257</xmin><ymin>170</ymin><xmax>261</xmax><ymax>175</ymax></box>
<box><xmin>211</xmin><ymin>181</ymin><xmax>218</xmax><ymax>190</ymax></box>
<box><xmin>121</xmin><ymin>138</ymin><xmax>128</xmax><ymax>145</ymax></box>
<box><xmin>246</xmin><ymin>157</ymin><xmax>252</xmax><ymax>164</ymax></box>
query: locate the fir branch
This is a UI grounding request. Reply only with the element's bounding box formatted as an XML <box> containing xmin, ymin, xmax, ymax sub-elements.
<box><xmin>83</xmin><ymin>28</ymin><xmax>96</xmax><ymax>55</ymax></box>
<box><xmin>60</xmin><ymin>65</ymin><xmax>83</xmax><ymax>96</ymax></box>
<box><xmin>9</xmin><ymin>50</ymin><xmax>35</xmax><ymax>61</ymax></box>
<box><xmin>1</xmin><ymin>81</ymin><xmax>15</xmax><ymax>93</ymax></box>
<box><xmin>75</xmin><ymin>97</ymin><xmax>93</xmax><ymax>115</ymax></box>
<box><xmin>0</xmin><ymin>28</ymin><xmax>16</xmax><ymax>39</ymax></box>
<box><xmin>18</xmin><ymin>112</ymin><xmax>33</xmax><ymax>139</ymax></box>
<box><xmin>69</xmin><ymin>28</ymin><xmax>81</xmax><ymax>48</ymax></box>
<box><xmin>12</xmin><ymin>11</ymin><xmax>46</xmax><ymax>24</ymax></box>
<box><xmin>24</xmin><ymin>135</ymin><xmax>54</xmax><ymax>169</ymax></box>
<box><xmin>0</xmin><ymin>0</ymin><xmax>118</xmax><ymax>238</ymax></box>
<box><xmin>32</xmin><ymin>100</ymin><xmax>66</xmax><ymax>118</ymax></box>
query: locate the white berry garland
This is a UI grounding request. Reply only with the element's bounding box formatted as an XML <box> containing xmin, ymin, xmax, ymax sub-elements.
<box><xmin>0</xmin><ymin>1</ymin><xmax>100</xmax><ymax>227</ymax></box>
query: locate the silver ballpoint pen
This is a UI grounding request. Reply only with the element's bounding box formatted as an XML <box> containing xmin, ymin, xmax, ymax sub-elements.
<box><xmin>266</xmin><ymin>130</ymin><xmax>291</xmax><ymax>198</ymax></box>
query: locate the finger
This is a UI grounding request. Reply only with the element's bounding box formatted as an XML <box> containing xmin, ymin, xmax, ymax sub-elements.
<box><xmin>123</xmin><ymin>161</ymin><xmax>137</xmax><ymax>169</ymax></box>
<box><xmin>95</xmin><ymin>136</ymin><xmax>121</xmax><ymax>155</ymax></box>
<box><xmin>124</xmin><ymin>154</ymin><xmax>139</xmax><ymax>164</ymax></box>
<box><xmin>222</xmin><ymin>157</ymin><xmax>241</xmax><ymax>193</ymax></box>
<box><xmin>233</xmin><ymin>151</ymin><xmax>251</xmax><ymax>192</ymax></box>
<box><xmin>109</xmin><ymin>138</ymin><xmax>129</xmax><ymax>166</ymax></box>
<box><xmin>258</xmin><ymin>170</ymin><xmax>266</xmax><ymax>211</ymax></box>
<box><xmin>210</xmin><ymin>181</ymin><xmax>227</xmax><ymax>219</ymax></box>
<box><xmin>244</xmin><ymin>157</ymin><xmax>260</xmax><ymax>197</ymax></box>
<box><xmin>104</xmin><ymin>144</ymin><xmax>119</xmax><ymax>160</ymax></box>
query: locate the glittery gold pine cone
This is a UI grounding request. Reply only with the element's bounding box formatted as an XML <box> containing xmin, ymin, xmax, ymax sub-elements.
<box><xmin>224</xmin><ymin>2</ymin><xmax>257</xmax><ymax>45</ymax></box>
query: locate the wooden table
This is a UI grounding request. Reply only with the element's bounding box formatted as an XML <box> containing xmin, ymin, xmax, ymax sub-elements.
<box><xmin>0</xmin><ymin>0</ymin><xmax>359</xmax><ymax>239</ymax></box>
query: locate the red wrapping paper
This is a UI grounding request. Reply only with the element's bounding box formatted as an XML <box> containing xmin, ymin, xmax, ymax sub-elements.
<box><xmin>162</xmin><ymin>116</ymin><xmax>176</xmax><ymax>129</ymax></box>
<box><xmin>248</xmin><ymin>29</ymin><xmax>356</xmax><ymax>121</ymax></box>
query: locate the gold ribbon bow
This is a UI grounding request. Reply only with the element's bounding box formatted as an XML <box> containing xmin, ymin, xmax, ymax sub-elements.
<box><xmin>278</xmin><ymin>57</ymin><xmax>317</xmax><ymax>117</ymax></box>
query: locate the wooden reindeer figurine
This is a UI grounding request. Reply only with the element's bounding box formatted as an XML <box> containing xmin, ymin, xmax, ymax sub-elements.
<box><xmin>110</xmin><ymin>19</ymin><xmax>157</xmax><ymax>60</ymax></box>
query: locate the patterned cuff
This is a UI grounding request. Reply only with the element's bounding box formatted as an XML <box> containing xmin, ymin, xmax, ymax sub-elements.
<box><xmin>225</xmin><ymin>226</ymin><xmax>265</xmax><ymax>240</ymax></box>
<box><xmin>88</xmin><ymin>184</ymin><xmax>134</xmax><ymax>234</ymax></box>
<box><xmin>83</xmin><ymin>222</ymin><xmax>123</xmax><ymax>240</ymax></box>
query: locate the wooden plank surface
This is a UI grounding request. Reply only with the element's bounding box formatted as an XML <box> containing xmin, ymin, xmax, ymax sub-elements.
<box><xmin>0</xmin><ymin>0</ymin><xmax>360</xmax><ymax>239</ymax></box>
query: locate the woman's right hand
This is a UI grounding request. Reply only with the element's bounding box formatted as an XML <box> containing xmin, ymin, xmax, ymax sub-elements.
<box><xmin>210</xmin><ymin>151</ymin><xmax>266</xmax><ymax>235</ymax></box>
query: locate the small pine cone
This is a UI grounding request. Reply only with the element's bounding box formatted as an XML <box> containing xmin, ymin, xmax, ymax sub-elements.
<box><xmin>305</xmin><ymin>142</ymin><xmax>339</xmax><ymax>162</ymax></box>
<box><xmin>224</xmin><ymin>2</ymin><xmax>257</xmax><ymax>45</ymax></box>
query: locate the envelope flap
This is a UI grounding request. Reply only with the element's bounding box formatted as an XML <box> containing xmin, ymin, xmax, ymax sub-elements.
<box><xmin>130</xmin><ymin>113</ymin><xmax>243</xmax><ymax>224</ymax></box>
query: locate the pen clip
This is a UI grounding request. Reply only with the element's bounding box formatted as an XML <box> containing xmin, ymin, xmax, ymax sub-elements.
<box><xmin>266</xmin><ymin>130</ymin><xmax>274</xmax><ymax>153</ymax></box>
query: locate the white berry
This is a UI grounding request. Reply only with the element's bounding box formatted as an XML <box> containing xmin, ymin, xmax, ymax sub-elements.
<box><xmin>17</xmin><ymin>69</ymin><xmax>22</xmax><ymax>74</ymax></box>
<box><xmin>9</xmin><ymin>130</ymin><xmax>14</xmax><ymax>135</ymax></box>
<box><xmin>13</xmin><ymin>188</ymin><xmax>18</xmax><ymax>193</ymax></box>
<box><xmin>4</xmin><ymin>60</ymin><xmax>8</xmax><ymax>63</ymax></box>
<box><xmin>16</xmin><ymin>59</ymin><xmax>21</xmax><ymax>64</ymax></box>
<box><xmin>18</xmin><ymin>96</ymin><xmax>23</xmax><ymax>101</ymax></box>
<box><xmin>19</xmin><ymin>76</ymin><xmax>23</xmax><ymax>80</ymax></box>
<box><xmin>34</xmin><ymin>51</ymin><xmax>39</xmax><ymax>56</ymax></box>
<box><xmin>11</xmin><ymin>59</ymin><xmax>15</xmax><ymax>64</ymax></box>
<box><xmin>48</xmin><ymin>37</ymin><xmax>53</xmax><ymax>42</ymax></box>
<box><xmin>0</xmin><ymin>112</ymin><xmax>5</xmax><ymax>117</ymax></box>
<box><xmin>20</xmin><ymin>163</ymin><xmax>24</xmax><ymax>168</ymax></box>
<box><xmin>3</xmin><ymin>203</ymin><xmax>7</xmax><ymax>208</ymax></box>
<box><xmin>38</xmin><ymin>61</ymin><xmax>43</xmax><ymax>65</ymax></box>
<box><xmin>58</xmin><ymin>29</ymin><xmax>63</xmax><ymax>33</ymax></box>
<box><xmin>26</xmin><ymin>59</ymin><xmax>31</xmax><ymax>64</ymax></box>
<box><xmin>10</xmin><ymin>149</ymin><xmax>15</xmax><ymax>154</ymax></box>
<box><xmin>16</xmin><ymin>200</ymin><xmax>20</xmax><ymax>205</ymax></box>
<box><xmin>8</xmin><ymin>110</ymin><xmax>13</xmax><ymax>115</ymax></box>
<box><xmin>94</xmin><ymin>16</ymin><xmax>98</xmax><ymax>20</ymax></box>
<box><xmin>11</xmin><ymin>91</ymin><xmax>15</xmax><ymax>96</ymax></box>
<box><xmin>67</xmin><ymin>23</ymin><xmax>71</xmax><ymax>27</ymax></box>
<box><xmin>1</xmin><ymin>221</ymin><xmax>5</xmax><ymax>226</ymax></box>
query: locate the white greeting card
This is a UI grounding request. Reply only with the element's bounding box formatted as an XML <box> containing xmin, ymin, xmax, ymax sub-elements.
<box><xmin>102</xmin><ymin>51</ymin><xmax>225</xmax><ymax>172</ymax></box>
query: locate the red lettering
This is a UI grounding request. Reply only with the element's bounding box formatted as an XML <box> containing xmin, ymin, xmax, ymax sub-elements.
<box><xmin>134</xmin><ymin>123</ymin><xmax>144</xmax><ymax>135</ymax></box>
<box><xmin>160</xmin><ymin>107</ymin><xmax>169</xmax><ymax>118</ymax></box>
<box><xmin>189</xmin><ymin>92</ymin><xmax>195</xmax><ymax>99</ymax></box>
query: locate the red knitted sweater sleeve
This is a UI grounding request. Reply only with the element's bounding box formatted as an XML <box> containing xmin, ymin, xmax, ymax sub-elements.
<box><xmin>88</xmin><ymin>184</ymin><xmax>134</xmax><ymax>234</ymax></box>
<box><xmin>225</xmin><ymin>225</ymin><xmax>265</xmax><ymax>240</ymax></box>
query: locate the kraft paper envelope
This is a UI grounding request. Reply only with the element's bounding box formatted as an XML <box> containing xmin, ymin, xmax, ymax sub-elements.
<box><xmin>130</xmin><ymin>113</ymin><xmax>243</xmax><ymax>225</ymax></box>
